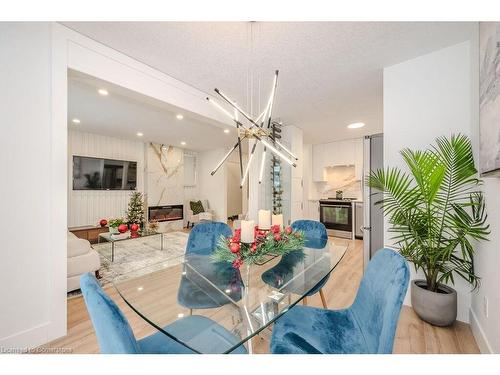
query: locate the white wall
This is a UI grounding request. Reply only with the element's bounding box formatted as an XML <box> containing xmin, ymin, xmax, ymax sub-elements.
<box><xmin>470</xmin><ymin>27</ymin><xmax>500</xmax><ymax>354</ymax></box>
<box><xmin>0</xmin><ymin>23</ymin><xmax>66</xmax><ymax>348</ymax></box>
<box><xmin>68</xmin><ymin>130</ymin><xmax>145</xmax><ymax>227</ymax></box>
<box><xmin>198</xmin><ymin>148</ymin><xmax>227</xmax><ymax>222</ymax></box>
<box><xmin>226</xmin><ymin>161</ymin><xmax>242</xmax><ymax>217</ymax></box>
<box><xmin>383</xmin><ymin>40</ymin><xmax>476</xmax><ymax>323</ymax></box>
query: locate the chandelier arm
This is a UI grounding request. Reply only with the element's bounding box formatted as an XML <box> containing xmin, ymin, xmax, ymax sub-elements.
<box><xmin>265</xmin><ymin>70</ymin><xmax>279</xmax><ymax>129</ymax></box>
<box><xmin>215</xmin><ymin>88</ymin><xmax>261</xmax><ymax>128</ymax></box>
<box><xmin>266</xmin><ymin>134</ymin><xmax>299</xmax><ymax>161</ymax></box>
<box><xmin>260</xmin><ymin>138</ymin><xmax>297</xmax><ymax>167</ymax></box>
<box><xmin>258</xmin><ymin>146</ymin><xmax>267</xmax><ymax>184</ymax></box>
<box><xmin>241</xmin><ymin>140</ymin><xmax>258</xmax><ymax>187</ymax></box>
<box><xmin>210</xmin><ymin>136</ymin><xmax>247</xmax><ymax>176</ymax></box>
<box><xmin>236</xmin><ymin>123</ymin><xmax>244</xmax><ymax>179</ymax></box>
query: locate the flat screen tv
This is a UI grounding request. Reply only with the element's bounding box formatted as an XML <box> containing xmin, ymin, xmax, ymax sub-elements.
<box><xmin>73</xmin><ymin>156</ymin><xmax>137</xmax><ymax>190</ymax></box>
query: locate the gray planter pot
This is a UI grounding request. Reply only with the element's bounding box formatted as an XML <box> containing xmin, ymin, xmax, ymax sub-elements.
<box><xmin>411</xmin><ymin>279</ymin><xmax>457</xmax><ymax>327</ymax></box>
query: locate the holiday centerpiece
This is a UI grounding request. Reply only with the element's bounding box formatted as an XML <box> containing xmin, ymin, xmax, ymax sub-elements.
<box><xmin>212</xmin><ymin>210</ymin><xmax>305</xmax><ymax>269</ymax></box>
<box><xmin>108</xmin><ymin>218</ymin><xmax>125</xmax><ymax>234</ymax></box>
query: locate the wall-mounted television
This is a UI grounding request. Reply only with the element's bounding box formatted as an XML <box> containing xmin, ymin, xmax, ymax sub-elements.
<box><xmin>73</xmin><ymin>156</ymin><xmax>137</xmax><ymax>190</ymax></box>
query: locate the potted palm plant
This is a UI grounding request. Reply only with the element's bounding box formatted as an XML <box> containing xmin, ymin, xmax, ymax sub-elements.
<box><xmin>368</xmin><ymin>134</ymin><xmax>489</xmax><ymax>326</ymax></box>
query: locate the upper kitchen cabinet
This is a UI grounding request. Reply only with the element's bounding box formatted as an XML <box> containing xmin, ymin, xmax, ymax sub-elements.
<box><xmin>311</xmin><ymin>138</ymin><xmax>364</xmax><ymax>182</ymax></box>
<box><xmin>312</xmin><ymin>143</ymin><xmax>327</xmax><ymax>181</ymax></box>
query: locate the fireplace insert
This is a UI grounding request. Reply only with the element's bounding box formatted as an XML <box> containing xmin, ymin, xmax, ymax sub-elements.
<box><xmin>148</xmin><ymin>205</ymin><xmax>183</xmax><ymax>222</ymax></box>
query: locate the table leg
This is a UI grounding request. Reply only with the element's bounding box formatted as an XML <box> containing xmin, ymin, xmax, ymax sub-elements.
<box><xmin>111</xmin><ymin>242</ymin><xmax>115</xmax><ymax>262</ymax></box>
<box><xmin>161</xmin><ymin>233</ymin><xmax>164</xmax><ymax>250</ymax></box>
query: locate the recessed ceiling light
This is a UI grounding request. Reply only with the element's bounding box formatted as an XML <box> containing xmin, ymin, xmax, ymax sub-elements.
<box><xmin>72</xmin><ymin>118</ymin><xmax>81</xmax><ymax>124</ymax></box>
<box><xmin>176</xmin><ymin>114</ymin><xmax>184</xmax><ymax>120</ymax></box>
<box><xmin>98</xmin><ymin>88</ymin><xmax>109</xmax><ymax>96</ymax></box>
<box><xmin>180</xmin><ymin>141</ymin><xmax>186</xmax><ymax>146</ymax></box>
<box><xmin>347</xmin><ymin>122</ymin><xmax>365</xmax><ymax>129</ymax></box>
<box><xmin>136</xmin><ymin>132</ymin><xmax>143</xmax><ymax>137</ymax></box>
<box><xmin>224</xmin><ymin>129</ymin><xmax>230</xmax><ymax>134</ymax></box>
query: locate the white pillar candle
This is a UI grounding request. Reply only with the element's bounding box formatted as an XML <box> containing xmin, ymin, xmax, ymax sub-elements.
<box><xmin>272</xmin><ymin>214</ymin><xmax>283</xmax><ymax>229</ymax></box>
<box><xmin>240</xmin><ymin>220</ymin><xmax>255</xmax><ymax>243</ymax></box>
<box><xmin>258</xmin><ymin>209</ymin><xmax>271</xmax><ymax>230</ymax></box>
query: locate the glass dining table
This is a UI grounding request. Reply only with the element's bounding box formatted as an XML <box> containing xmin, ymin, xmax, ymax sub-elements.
<box><xmin>112</xmin><ymin>237</ymin><xmax>349</xmax><ymax>354</ymax></box>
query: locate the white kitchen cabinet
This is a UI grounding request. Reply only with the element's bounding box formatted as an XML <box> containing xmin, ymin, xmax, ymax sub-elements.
<box><xmin>312</xmin><ymin>143</ymin><xmax>327</xmax><ymax>182</ymax></box>
<box><xmin>312</xmin><ymin>138</ymin><xmax>364</xmax><ymax>181</ymax></box>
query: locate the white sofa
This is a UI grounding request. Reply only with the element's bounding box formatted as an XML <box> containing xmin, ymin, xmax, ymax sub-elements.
<box><xmin>67</xmin><ymin>231</ymin><xmax>101</xmax><ymax>292</ymax></box>
<box><xmin>186</xmin><ymin>199</ymin><xmax>214</xmax><ymax>227</ymax></box>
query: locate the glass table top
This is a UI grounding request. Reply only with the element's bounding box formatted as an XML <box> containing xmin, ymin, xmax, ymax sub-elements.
<box><xmin>112</xmin><ymin>238</ymin><xmax>349</xmax><ymax>353</ymax></box>
<box><xmin>99</xmin><ymin>229</ymin><xmax>161</xmax><ymax>242</ymax></box>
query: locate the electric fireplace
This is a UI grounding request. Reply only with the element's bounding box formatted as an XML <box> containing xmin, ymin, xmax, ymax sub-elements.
<box><xmin>148</xmin><ymin>205</ymin><xmax>184</xmax><ymax>222</ymax></box>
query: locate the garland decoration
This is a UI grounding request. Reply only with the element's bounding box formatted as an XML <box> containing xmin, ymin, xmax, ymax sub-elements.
<box><xmin>212</xmin><ymin>224</ymin><xmax>305</xmax><ymax>269</ymax></box>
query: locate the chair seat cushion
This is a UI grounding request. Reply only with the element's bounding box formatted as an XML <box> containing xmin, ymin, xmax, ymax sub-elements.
<box><xmin>138</xmin><ymin>315</ymin><xmax>247</xmax><ymax>354</ymax></box>
<box><xmin>270</xmin><ymin>305</ymin><xmax>369</xmax><ymax>354</ymax></box>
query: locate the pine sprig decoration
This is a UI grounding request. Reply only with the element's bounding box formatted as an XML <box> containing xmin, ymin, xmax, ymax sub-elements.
<box><xmin>212</xmin><ymin>225</ymin><xmax>305</xmax><ymax>269</ymax></box>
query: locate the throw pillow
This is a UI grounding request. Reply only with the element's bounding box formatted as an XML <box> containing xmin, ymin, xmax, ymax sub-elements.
<box><xmin>190</xmin><ymin>200</ymin><xmax>205</xmax><ymax>215</ymax></box>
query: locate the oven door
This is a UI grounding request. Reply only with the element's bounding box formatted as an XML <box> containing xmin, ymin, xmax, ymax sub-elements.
<box><xmin>319</xmin><ymin>203</ymin><xmax>352</xmax><ymax>232</ymax></box>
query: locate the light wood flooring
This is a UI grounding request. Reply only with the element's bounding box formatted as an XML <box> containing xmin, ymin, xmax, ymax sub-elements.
<box><xmin>42</xmin><ymin>237</ymin><xmax>479</xmax><ymax>354</ymax></box>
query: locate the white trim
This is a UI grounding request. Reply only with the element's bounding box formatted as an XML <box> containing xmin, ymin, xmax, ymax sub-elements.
<box><xmin>0</xmin><ymin>322</ymin><xmax>51</xmax><ymax>350</ymax></box>
<box><xmin>469</xmin><ymin>308</ymin><xmax>493</xmax><ymax>354</ymax></box>
<box><xmin>43</xmin><ymin>23</ymin><xmax>232</xmax><ymax>345</ymax></box>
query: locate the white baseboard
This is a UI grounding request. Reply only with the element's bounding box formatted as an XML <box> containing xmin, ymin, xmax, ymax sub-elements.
<box><xmin>0</xmin><ymin>322</ymin><xmax>50</xmax><ymax>351</ymax></box>
<box><xmin>469</xmin><ymin>308</ymin><xmax>493</xmax><ymax>354</ymax></box>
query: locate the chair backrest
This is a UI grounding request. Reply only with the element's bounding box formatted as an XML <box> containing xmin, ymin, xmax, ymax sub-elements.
<box><xmin>351</xmin><ymin>248</ymin><xmax>410</xmax><ymax>353</ymax></box>
<box><xmin>291</xmin><ymin>220</ymin><xmax>328</xmax><ymax>248</ymax></box>
<box><xmin>186</xmin><ymin>221</ymin><xmax>232</xmax><ymax>256</ymax></box>
<box><xmin>80</xmin><ymin>273</ymin><xmax>140</xmax><ymax>354</ymax></box>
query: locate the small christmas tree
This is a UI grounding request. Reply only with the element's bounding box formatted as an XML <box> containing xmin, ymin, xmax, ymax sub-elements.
<box><xmin>126</xmin><ymin>192</ymin><xmax>145</xmax><ymax>225</ymax></box>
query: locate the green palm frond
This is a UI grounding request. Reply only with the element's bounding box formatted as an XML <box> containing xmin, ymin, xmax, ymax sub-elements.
<box><xmin>368</xmin><ymin>134</ymin><xmax>489</xmax><ymax>292</ymax></box>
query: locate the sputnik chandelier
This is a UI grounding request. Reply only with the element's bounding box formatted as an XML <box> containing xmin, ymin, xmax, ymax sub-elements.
<box><xmin>207</xmin><ymin>70</ymin><xmax>298</xmax><ymax>187</ymax></box>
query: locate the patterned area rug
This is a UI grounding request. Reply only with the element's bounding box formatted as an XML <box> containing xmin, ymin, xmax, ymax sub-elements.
<box><xmin>68</xmin><ymin>231</ymin><xmax>188</xmax><ymax>298</ymax></box>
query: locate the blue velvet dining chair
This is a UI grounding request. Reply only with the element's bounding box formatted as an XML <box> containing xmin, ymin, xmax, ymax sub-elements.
<box><xmin>177</xmin><ymin>221</ymin><xmax>243</xmax><ymax>311</ymax></box>
<box><xmin>80</xmin><ymin>272</ymin><xmax>246</xmax><ymax>354</ymax></box>
<box><xmin>270</xmin><ymin>248</ymin><xmax>410</xmax><ymax>354</ymax></box>
<box><xmin>290</xmin><ymin>220</ymin><xmax>329</xmax><ymax>308</ymax></box>
<box><xmin>185</xmin><ymin>221</ymin><xmax>233</xmax><ymax>256</ymax></box>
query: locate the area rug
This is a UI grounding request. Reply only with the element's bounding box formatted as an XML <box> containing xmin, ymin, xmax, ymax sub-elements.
<box><xmin>68</xmin><ymin>231</ymin><xmax>188</xmax><ymax>298</ymax></box>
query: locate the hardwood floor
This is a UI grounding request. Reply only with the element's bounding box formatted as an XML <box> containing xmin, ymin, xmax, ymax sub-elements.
<box><xmin>42</xmin><ymin>237</ymin><xmax>479</xmax><ymax>354</ymax></box>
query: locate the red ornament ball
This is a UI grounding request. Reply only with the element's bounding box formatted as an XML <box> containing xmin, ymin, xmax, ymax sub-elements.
<box><xmin>99</xmin><ymin>219</ymin><xmax>108</xmax><ymax>227</ymax></box>
<box><xmin>230</xmin><ymin>242</ymin><xmax>241</xmax><ymax>253</ymax></box>
<box><xmin>118</xmin><ymin>224</ymin><xmax>128</xmax><ymax>233</ymax></box>
<box><xmin>285</xmin><ymin>226</ymin><xmax>293</xmax><ymax>235</ymax></box>
<box><xmin>274</xmin><ymin>233</ymin><xmax>282</xmax><ymax>241</ymax></box>
<box><xmin>130</xmin><ymin>223</ymin><xmax>139</xmax><ymax>232</ymax></box>
<box><xmin>232</xmin><ymin>258</ymin><xmax>243</xmax><ymax>269</ymax></box>
<box><xmin>250</xmin><ymin>242</ymin><xmax>257</xmax><ymax>253</ymax></box>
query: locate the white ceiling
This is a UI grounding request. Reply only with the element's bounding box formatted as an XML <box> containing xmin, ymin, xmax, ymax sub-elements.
<box><xmin>64</xmin><ymin>22</ymin><xmax>476</xmax><ymax>144</ymax></box>
<box><xmin>68</xmin><ymin>70</ymin><xmax>236</xmax><ymax>151</ymax></box>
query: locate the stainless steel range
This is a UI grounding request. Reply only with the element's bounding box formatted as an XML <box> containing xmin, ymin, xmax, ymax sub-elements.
<box><xmin>319</xmin><ymin>198</ymin><xmax>354</xmax><ymax>238</ymax></box>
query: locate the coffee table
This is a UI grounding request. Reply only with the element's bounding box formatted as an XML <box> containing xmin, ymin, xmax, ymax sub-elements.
<box><xmin>98</xmin><ymin>230</ymin><xmax>164</xmax><ymax>262</ymax></box>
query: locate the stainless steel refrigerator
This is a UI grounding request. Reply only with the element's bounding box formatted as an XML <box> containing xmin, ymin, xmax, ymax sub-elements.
<box><xmin>362</xmin><ymin>134</ymin><xmax>384</xmax><ymax>269</ymax></box>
